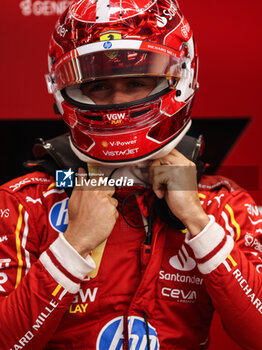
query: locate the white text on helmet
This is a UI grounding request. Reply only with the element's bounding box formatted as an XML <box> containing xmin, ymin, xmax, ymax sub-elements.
<box><xmin>102</xmin><ymin>148</ymin><xmax>139</xmax><ymax>156</ymax></box>
<box><xmin>106</xmin><ymin>113</ymin><xmax>126</xmax><ymax>121</ymax></box>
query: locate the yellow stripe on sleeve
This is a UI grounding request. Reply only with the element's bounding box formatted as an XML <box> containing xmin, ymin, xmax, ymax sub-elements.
<box><xmin>198</xmin><ymin>193</ymin><xmax>206</xmax><ymax>199</ymax></box>
<box><xmin>47</xmin><ymin>182</ymin><xmax>56</xmax><ymax>191</ymax></box>
<box><xmin>52</xmin><ymin>284</ymin><xmax>62</xmax><ymax>296</ymax></box>
<box><xmin>15</xmin><ymin>204</ymin><xmax>24</xmax><ymax>288</ymax></box>
<box><xmin>225</xmin><ymin>204</ymin><xmax>241</xmax><ymax>241</ymax></box>
<box><xmin>228</xmin><ymin>254</ymin><xmax>237</xmax><ymax>267</ymax></box>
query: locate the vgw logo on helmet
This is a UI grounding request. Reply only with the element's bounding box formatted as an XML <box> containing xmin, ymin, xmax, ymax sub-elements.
<box><xmin>96</xmin><ymin>316</ymin><xmax>159</xmax><ymax>350</ymax></box>
<box><xmin>56</xmin><ymin>169</ymin><xmax>74</xmax><ymax>188</ymax></box>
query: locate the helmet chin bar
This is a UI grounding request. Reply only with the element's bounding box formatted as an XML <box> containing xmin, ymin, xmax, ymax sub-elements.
<box><xmin>69</xmin><ymin>120</ymin><xmax>192</xmax><ymax>166</ymax></box>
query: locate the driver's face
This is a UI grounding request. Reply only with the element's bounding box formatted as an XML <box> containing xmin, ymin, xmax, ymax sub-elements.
<box><xmin>81</xmin><ymin>77</ymin><xmax>158</xmax><ymax>105</ymax></box>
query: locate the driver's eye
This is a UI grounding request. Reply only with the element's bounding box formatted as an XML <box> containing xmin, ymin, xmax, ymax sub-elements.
<box><xmin>127</xmin><ymin>81</ymin><xmax>145</xmax><ymax>89</ymax></box>
<box><xmin>89</xmin><ymin>83</ymin><xmax>110</xmax><ymax>92</ymax></box>
<box><xmin>83</xmin><ymin>82</ymin><xmax>109</xmax><ymax>93</ymax></box>
<box><xmin>81</xmin><ymin>81</ymin><xmax>112</xmax><ymax>97</ymax></box>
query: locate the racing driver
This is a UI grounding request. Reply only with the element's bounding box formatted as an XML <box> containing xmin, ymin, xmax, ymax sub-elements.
<box><xmin>0</xmin><ymin>0</ymin><xmax>262</xmax><ymax>349</ymax></box>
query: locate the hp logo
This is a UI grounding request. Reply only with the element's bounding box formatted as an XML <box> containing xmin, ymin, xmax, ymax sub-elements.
<box><xmin>103</xmin><ymin>41</ymin><xmax>112</xmax><ymax>49</ymax></box>
<box><xmin>49</xmin><ymin>198</ymin><xmax>69</xmax><ymax>233</ymax></box>
<box><xmin>96</xmin><ymin>316</ymin><xmax>159</xmax><ymax>349</ymax></box>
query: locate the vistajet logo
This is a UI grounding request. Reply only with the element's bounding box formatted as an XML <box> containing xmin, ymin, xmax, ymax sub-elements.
<box><xmin>102</xmin><ymin>148</ymin><xmax>139</xmax><ymax>157</ymax></box>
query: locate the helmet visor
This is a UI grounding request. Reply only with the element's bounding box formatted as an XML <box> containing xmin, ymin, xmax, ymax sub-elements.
<box><xmin>49</xmin><ymin>44</ymin><xmax>187</xmax><ymax>92</ymax></box>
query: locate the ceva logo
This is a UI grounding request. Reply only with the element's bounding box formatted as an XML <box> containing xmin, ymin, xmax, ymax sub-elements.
<box><xmin>96</xmin><ymin>316</ymin><xmax>159</xmax><ymax>350</ymax></box>
<box><xmin>169</xmin><ymin>245</ymin><xmax>196</xmax><ymax>271</ymax></box>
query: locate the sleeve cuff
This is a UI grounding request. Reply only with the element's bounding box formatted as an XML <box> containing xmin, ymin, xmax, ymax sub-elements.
<box><xmin>40</xmin><ymin>233</ymin><xmax>96</xmax><ymax>294</ymax></box>
<box><xmin>185</xmin><ymin>215</ymin><xmax>234</xmax><ymax>274</ymax></box>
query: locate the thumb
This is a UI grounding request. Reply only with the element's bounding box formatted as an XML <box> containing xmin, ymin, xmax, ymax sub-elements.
<box><xmin>153</xmin><ymin>186</ymin><xmax>165</xmax><ymax>199</ymax></box>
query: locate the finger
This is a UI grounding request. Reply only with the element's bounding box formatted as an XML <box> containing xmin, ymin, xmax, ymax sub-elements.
<box><xmin>114</xmin><ymin>209</ymin><xmax>119</xmax><ymax>220</ymax></box>
<box><xmin>153</xmin><ymin>149</ymin><xmax>193</xmax><ymax>166</ymax></box>
<box><xmin>150</xmin><ymin>162</ymin><xmax>174</xmax><ymax>185</ymax></box>
<box><xmin>153</xmin><ymin>188</ymin><xmax>165</xmax><ymax>199</ymax></box>
<box><xmin>151</xmin><ymin>172</ymin><xmax>170</xmax><ymax>199</ymax></box>
<box><xmin>149</xmin><ymin>159</ymin><xmax>162</xmax><ymax>184</ymax></box>
<box><xmin>109</xmin><ymin>197</ymin><xmax>118</xmax><ymax>208</ymax></box>
<box><xmin>88</xmin><ymin>164</ymin><xmax>113</xmax><ymax>192</ymax></box>
<box><xmin>150</xmin><ymin>158</ymin><xmax>161</xmax><ymax>167</ymax></box>
<box><xmin>169</xmin><ymin>149</ymin><xmax>196</xmax><ymax>166</ymax></box>
<box><xmin>102</xmin><ymin>185</ymin><xmax>116</xmax><ymax>197</ymax></box>
<box><xmin>78</xmin><ymin>167</ymin><xmax>87</xmax><ymax>175</ymax></box>
<box><xmin>86</xmin><ymin>175</ymin><xmax>116</xmax><ymax>195</ymax></box>
<box><xmin>74</xmin><ymin>167</ymin><xmax>88</xmax><ymax>191</ymax></box>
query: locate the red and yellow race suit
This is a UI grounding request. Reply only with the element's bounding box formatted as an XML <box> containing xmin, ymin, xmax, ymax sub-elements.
<box><xmin>0</xmin><ymin>171</ymin><xmax>262</xmax><ymax>349</ymax></box>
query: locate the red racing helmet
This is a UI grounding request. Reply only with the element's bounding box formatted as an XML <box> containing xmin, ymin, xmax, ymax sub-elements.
<box><xmin>46</xmin><ymin>0</ymin><xmax>199</xmax><ymax>165</ymax></box>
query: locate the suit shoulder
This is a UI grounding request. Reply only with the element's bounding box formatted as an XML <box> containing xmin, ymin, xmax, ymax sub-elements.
<box><xmin>198</xmin><ymin>174</ymin><xmax>244</xmax><ymax>194</ymax></box>
<box><xmin>0</xmin><ymin>171</ymin><xmax>54</xmax><ymax>194</ymax></box>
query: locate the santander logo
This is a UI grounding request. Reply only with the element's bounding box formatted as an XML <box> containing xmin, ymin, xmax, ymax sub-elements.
<box><xmin>155</xmin><ymin>14</ymin><xmax>168</xmax><ymax>28</ymax></box>
<box><xmin>169</xmin><ymin>245</ymin><xmax>196</xmax><ymax>271</ymax></box>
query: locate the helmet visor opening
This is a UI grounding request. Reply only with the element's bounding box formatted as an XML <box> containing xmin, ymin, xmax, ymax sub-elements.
<box><xmin>51</xmin><ymin>48</ymin><xmax>187</xmax><ymax>92</ymax></box>
<box><xmin>63</xmin><ymin>76</ymin><xmax>171</xmax><ymax>107</ymax></box>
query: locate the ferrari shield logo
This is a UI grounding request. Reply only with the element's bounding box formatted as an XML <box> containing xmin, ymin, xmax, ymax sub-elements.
<box><xmin>100</xmin><ymin>32</ymin><xmax>122</xmax><ymax>41</ymax></box>
<box><xmin>100</xmin><ymin>31</ymin><xmax>122</xmax><ymax>59</ymax></box>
